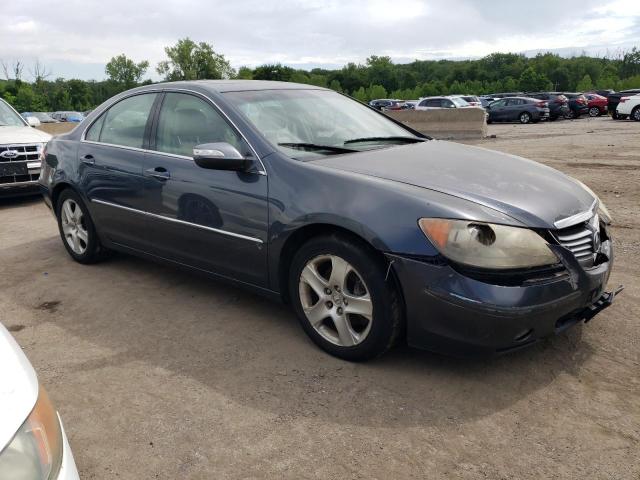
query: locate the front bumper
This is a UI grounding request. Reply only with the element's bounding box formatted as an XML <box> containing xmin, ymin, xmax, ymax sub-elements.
<box><xmin>58</xmin><ymin>415</ymin><xmax>80</xmax><ymax>480</ymax></box>
<box><xmin>0</xmin><ymin>180</ymin><xmax>41</xmax><ymax>198</ymax></box>
<box><xmin>389</xmin><ymin>241</ymin><xmax>618</xmax><ymax>356</ymax></box>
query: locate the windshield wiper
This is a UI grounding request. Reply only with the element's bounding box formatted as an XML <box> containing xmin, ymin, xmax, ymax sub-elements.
<box><xmin>344</xmin><ymin>136</ymin><xmax>426</xmax><ymax>145</ymax></box>
<box><xmin>278</xmin><ymin>142</ymin><xmax>358</xmax><ymax>154</ymax></box>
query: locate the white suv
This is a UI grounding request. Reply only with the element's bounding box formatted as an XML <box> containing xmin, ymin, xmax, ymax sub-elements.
<box><xmin>616</xmin><ymin>94</ymin><xmax>640</xmax><ymax>121</ymax></box>
<box><xmin>0</xmin><ymin>98</ymin><xmax>51</xmax><ymax>197</ymax></box>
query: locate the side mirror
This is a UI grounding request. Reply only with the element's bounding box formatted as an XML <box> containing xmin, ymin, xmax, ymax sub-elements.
<box><xmin>26</xmin><ymin>116</ymin><xmax>41</xmax><ymax>127</ymax></box>
<box><xmin>193</xmin><ymin>142</ymin><xmax>251</xmax><ymax>172</ymax></box>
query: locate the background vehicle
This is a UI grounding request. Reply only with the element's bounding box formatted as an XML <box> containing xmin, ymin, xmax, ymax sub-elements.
<box><xmin>368</xmin><ymin>99</ymin><xmax>404</xmax><ymax>111</ymax></box>
<box><xmin>0</xmin><ymin>323</ymin><xmax>80</xmax><ymax>479</ymax></box>
<box><xmin>456</xmin><ymin>95</ymin><xmax>482</xmax><ymax>107</ymax></box>
<box><xmin>486</xmin><ymin>97</ymin><xmax>549</xmax><ymax>124</ymax></box>
<box><xmin>486</xmin><ymin>92</ymin><xmax>524</xmax><ymax>99</ymax></box>
<box><xmin>528</xmin><ymin>92</ymin><xmax>570</xmax><ymax>120</ymax></box>
<box><xmin>40</xmin><ymin>81</ymin><xmax>617</xmax><ymax>361</ymax></box>
<box><xmin>21</xmin><ymin>111</ymin><xmax>58</xmax><ymax>123</ymax></box>
<box><xmin>584</xmin><ymin>93</ymin><xmax>608</xmax><ymax>117</ymax></box>
<box><xmin>561</xmin><ymin>93</ymin><xmax>589</xmax><ymax>118</ymax></box>
<box><xmin>415</xmin><ymin>96</ymin><xmax>470</xmax><ymax>110</ymax></box>
<box><xmin>608</xmin><ymin>89</ymin><xmax>640</xmax><ymax>119</ymax></box>
<box><xmin>0</xmin><ymin>98</ymin><xmax>50</xmax><ymax>197</ymax></box>
<box><xmin>615</xmin><ymin>95</ymin><xmax>640</xmax><ymax>121</ymax></box>
<box><xmin>479</xmin><ymin>96</ymin><xmax>497</xmax><ymax>108</ymax></box>
<box><xmin>51</xmin><ymin>111</ymin><xmax>84</xmax><ymax>122</ymax></box>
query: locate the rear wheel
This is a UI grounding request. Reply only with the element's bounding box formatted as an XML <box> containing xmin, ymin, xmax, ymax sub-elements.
<box><xmin>632</xmin><ymin>107</ymin><xmax>640</xmax><ymax>122</ymax></box>
<box><xmin>519</xmin><ymin>112</ymin><xmax>531</xmax><ymax>124</ymax></box>
<box><xmin>589</xmin><ymin>107</ymin><xmax>600</xmax><ymax>117</ymax></box>
<box><xmin>289</xmin><ymin>234</ymin><xmax>402</xmax><ymax>361</ymax></box>
<box><xmin>56</xmin><ymin>189</ymin><xmax>109</xmax><ymax>264</ymax></box>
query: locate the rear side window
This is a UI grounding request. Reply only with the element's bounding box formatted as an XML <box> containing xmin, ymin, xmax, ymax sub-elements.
<box><xmin>155</xmin><ymin>92</ymin><xmax>245</xmax><ymax>157</ymax></box>
<box><xmin>96</xmin><ymin>94</ymin><xmax>157</xmax><ymax>148</ymax></box>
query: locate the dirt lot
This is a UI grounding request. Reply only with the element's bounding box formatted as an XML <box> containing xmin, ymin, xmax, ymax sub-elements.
<box><xmin>1</xmin><ymin>116</ymin><xmax>639</xmax><ymax>479</ymax></box>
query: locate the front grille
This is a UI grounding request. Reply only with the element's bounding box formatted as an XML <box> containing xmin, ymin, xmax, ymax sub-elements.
<box><xmin>553</xmin><ymin>214</ymin><xmax>599</xmax><ymax>264</ymax></box>
<box><xmin>0</xmin><ymin>144</ymin><xmax>41</xmax><ymax>185</ymax></box>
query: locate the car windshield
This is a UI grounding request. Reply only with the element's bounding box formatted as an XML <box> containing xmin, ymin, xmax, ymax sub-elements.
<box><xmin>224</xmin><ymin>89</ymin><xmax>421</xmax><ymax>160</ymax></box>
<box><xmin>450</xmin><ymin>97</ymin><xmax>470</xmax><ymax>107</ymax></box>
<box><xmin>0</xmin><ymin>100</ymin><xmax>27</xmax><ymax>127</ymax></box>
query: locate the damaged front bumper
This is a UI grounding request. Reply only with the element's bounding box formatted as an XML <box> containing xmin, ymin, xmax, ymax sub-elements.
<box><xmin>388</xmin><ymin>240</ymin><xmax>622</xmax><ymax>356</ymax></box>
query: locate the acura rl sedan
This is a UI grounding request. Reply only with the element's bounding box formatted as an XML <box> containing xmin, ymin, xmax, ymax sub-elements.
<box><xmin>39</xmin><ymin>81</ymin><xmax>621</xmax><ymax>361</ymax></box>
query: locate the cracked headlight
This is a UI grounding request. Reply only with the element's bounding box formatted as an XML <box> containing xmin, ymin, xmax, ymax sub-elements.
<box><xmin>0</xmin><ymin>385</ymin><xmax>63</xmax><ymax>480</ymax></box>
<box><xmin>419</xmin><ymin>218</ymin><xmax>559</xmax><ymax>269</ymax></box>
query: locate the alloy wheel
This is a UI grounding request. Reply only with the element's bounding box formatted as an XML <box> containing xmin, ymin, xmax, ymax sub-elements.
<box><xmin>298</xmin><ymin>255</ymin><xmax>373</xmax><ymax>347</ymax></box>
<box><xmin>589</xmin><ymin>107</ymin><xmax>600</xmax><ymax>117</ymax></box>
<box><xmin>633</xmin><ymin>108</ymin><xmax>640</xmax><ymax>121</ymax></box>
<box><xmin>520</xmin><ymin>113</ymin><xmax>531</xmax><ymax>124</ymax></box>
<box><xmin>60</xmin><ymin>199</ymin><xmax>89</xmax><ymax>255</ymax></box>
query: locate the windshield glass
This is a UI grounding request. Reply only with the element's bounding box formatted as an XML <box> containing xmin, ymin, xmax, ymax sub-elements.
<box><xmin>0</xmin><ymin>100</ymin><xmax>27</xmax><ymax>127</ymax></box>
<box><xmin>451</xmin><ymin>97</ymin><xmax>470</xmax><ymax>107</ymax></box>
<box><xmin>224</xmin><ymin>89</ymin><xmax>419</xmax><ymax>160</ymax></box>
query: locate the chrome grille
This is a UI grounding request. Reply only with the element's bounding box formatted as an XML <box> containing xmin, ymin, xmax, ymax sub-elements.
<box><xmin>0</xmin><ymin>144</ymin><xmax>42</xmax><ymax>185</ymax></box>
<box><xmin>553</xmin><ymin>214</ymin><xmax>599</xmax><ymax>263</ymax></box>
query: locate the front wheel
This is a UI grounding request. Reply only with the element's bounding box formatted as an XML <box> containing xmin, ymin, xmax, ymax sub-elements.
<box><xmin>289</xmin><ymin>234</ymin><xmax>402</xmax><ymax>361</ymax></box>
<box><xmin>56</xmin><ymin>189</ymin><xmax>109</xmax><ymax>264</ymax></box>
<box><xmin>589</xmin><ymin>107</ymin><xmax>600</xmax><ymax>117</ymax></box>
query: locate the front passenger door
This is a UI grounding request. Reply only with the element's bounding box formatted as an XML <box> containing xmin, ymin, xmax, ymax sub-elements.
<box><xmin>142</xmin><ymin>91</ymin><xmax>269</xmax><ymax>287</ymax></box>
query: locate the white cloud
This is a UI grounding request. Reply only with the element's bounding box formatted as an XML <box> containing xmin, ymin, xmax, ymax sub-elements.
<box><xmin>0</xmin><ymin>0</ymin><xmax>638</xmax><ymax>80</ymax></box>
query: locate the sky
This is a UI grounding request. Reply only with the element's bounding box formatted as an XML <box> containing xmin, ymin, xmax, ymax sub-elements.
<box><xmin>2</xmin><ymin>0</ymin><xmax>640</xmax><ymax>81</ymax></box>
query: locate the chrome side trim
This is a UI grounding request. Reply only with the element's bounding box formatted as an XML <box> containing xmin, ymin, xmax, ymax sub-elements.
<box><xmin>553</xmin><ymin>199</ymin><xmax>598</xmax><ymax>229</ymax></box>
<box><xmin>91</xmin><ymin>198</ymin><xmax>264</xmax><ymax>244</ymax></box>
<box><xmin>80</xmin><ymin>88</ymin><xmax>267</xmax><ymax>175</ymax></box>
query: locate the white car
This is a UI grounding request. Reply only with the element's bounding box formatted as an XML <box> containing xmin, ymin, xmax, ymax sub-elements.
<box><xmin>414</xmin><ymin>96</ymin><xmax>472</xmax><ymax>110</ymax></box>
<box><xmin>0</xmin><ymin>98</ymin><xmax>51</xmax><ymax>197</ymax></box>
<box><xmin>0</xmin><ymin>323</ymin><xmax>79</xmax><ymax>479</ymax></box>
<box><xmin>616</xmin><ymin>95</ymin><xmax>640</xmax><ymax>121</ymax></box>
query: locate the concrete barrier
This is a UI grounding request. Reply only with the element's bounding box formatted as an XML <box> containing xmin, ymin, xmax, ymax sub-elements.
<box><xmin>385</xmin><ymin>108</ymin><xmax>487</xmax><ymax>140</ymax></box>
<box><xmin>37</xmin><ymin>123</ymin><xmax>78</xmax><ymax>136</ymax></box>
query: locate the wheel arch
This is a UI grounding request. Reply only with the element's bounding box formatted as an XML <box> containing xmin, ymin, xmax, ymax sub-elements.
<box><xmin>51</xmin><ymin>181</ymin><xmax>80</xmax><ymax>215</ymax></box>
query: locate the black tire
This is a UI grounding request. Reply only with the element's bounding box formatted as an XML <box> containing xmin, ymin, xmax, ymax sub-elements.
<box><xmin>565</xmin><ymin>110</ymin><xmax>575</xmax><ymax>119</ymax></box>
<box><xmin>288</xmin><ymin>233</ymin><xmax>402</xmax><ymax>361</ymax></box>
<box><xmin>589</xmin><ymin>107</ymin><xmax>600</xmax><ymax>117</ymax></box>
<box><xmin>632</xmin><ymin>107</ymin><xmax>640</xmax><ymax>122</ymax></box>
<box><xmin>56</xmin><ymin>189</ymin><xmax>109</xmax><ymax>264</ymax></box>
<box><xmin>519</xmin><ymin>112</ymin><xmax>531</xmax><ymax>124</ymax></box>
<box><xmin>612</xmin><ymin>111</ymin><xmax>620</xmax><ymax>120</ymax></box>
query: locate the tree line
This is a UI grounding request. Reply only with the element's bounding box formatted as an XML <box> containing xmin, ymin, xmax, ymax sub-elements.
<box><xmin>1</xmin><ymin>38</ymin><xmax>639</xmax><ymax>113</ymax></box>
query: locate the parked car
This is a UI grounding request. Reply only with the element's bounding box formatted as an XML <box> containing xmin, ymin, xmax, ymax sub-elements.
<box><xmin>0</xmin><ymin>323</ymin><xmax>80</xmax><ymax>479</ymax></box>
<box><xmin>368</xmin><ymin>99</ymin><xmax>404</xmax><ymax>111</ymax></box>
<box><xmin>486</xmin><ymin>97</ymin><xmax>550</xmax><ymax>124</ymax></box>
<box><xmin>592</xmin><ymin>89</ymin><xmax>614</xmax><ymax>98</ymax></box>
<box><xmin>479</xmin><ymin>96</ymin><xmax>497</xmax><ymax>108</ymax></box>
<box><xmin>615</xmin><ymin>94</ymin><xmax>640</xmax><ymax>121</ymax></box>
<box><xmin>584</xmin><ymin>94</ymin><xmax>608</xmax><ymax>117</ymax></box>
<box><xmin>415</xmin><ymin>96</ymin><xmax>470</xmax><ymax>110</ymax></box>
<box><xmin>403</xmin><ymin>100</ymin><xmax>418</xmax><ymax>110</ymax></box>
<box><xmin>0</xmin><ymin>98</ymin><xmax>51</xmax><ymax>197</ymax></box>
<box><xmin>527</xmin><ymin>92</ymin><xmax>570</xmax><ymax>120</ymax></box>
<box><xmin>51</xmin><ymin>111</ymin><xmax>84</xmax><ymax>123</ymax></box>
<box><xmin>562</xmin><ymin>93</ymin><xmax>589</xmax><ymax>118</ymax></box>
<box><xmin>455</xmin><ymin>95</ymin><xmax>482</xmax><ymax>107</ymax></box>
<box><xmin>40</xmin><ymin>80</ymin><xmax>619</xmax><ymax>360</ymax></box>
<box><xmin>21</xmin><ymin>111</ymin><xmax>58</xmax><ymax>123</ymax></box>
<box><xmin>486</xmin><ymin>92</ymin><xmax>524</xmax><ymax>99</ymax></box>
<box><xmin>608</xmin><ymin>89</ymin><xmax>640</xmax><ymax>119</ymax></box>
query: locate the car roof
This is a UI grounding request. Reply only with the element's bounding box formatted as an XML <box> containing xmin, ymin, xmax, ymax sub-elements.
<box><xmin>136</xmin><ymin>80</ymin><xmax>329</xmax><ymax>93</ymax></box>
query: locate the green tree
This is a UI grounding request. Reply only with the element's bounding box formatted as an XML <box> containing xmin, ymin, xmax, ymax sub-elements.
<box><xmin>235</xmin><ymin>66</ymin><xmax>253</xmax><ymax>80</ymax></box>
<box><xmin>157</xmin><ymin>38</ymin><xmax>234</xmax><ymax>81</ymax></box>
<box><xmin>105</xmin><ymin>54</ymin><xmax>149</xmax><ymax>89</ymax></box>
<box><xmin>352</xmin><ymin>87</ymin><xmax>367</xmax><ymax>102</ymax></box>
<box><xmin>252</xmin><ymin>64</ymin><xmax>295</xmax><ymax>81</ymax></box>
<box><xmin>518</xmin><ymin>67</ymin><xmax>552</xmax><ymax>92</ymax></box>
<box><xmin>367</xmin><ymin>84</ymin><xmax>387</xmax><ymax>101</ymax></box>
<box><xmin>576</xmin><ymin>74</ymin><xmax>593</xmax><ymax>92</ymax></box>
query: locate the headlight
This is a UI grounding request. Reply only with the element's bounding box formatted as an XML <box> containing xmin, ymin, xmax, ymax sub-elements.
<box><xmin>419</xmin><ymin>218</ymin><xmax>558</xmax><ymax>269</ymax></box>
<box><xmin>0</xmin><ymin>385</ymin><xmax>63</xmax><ymax>480</ymax></box>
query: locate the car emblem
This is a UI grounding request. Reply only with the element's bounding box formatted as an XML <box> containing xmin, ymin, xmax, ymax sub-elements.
<box><xmin>0</xmin><ymin>150</ymin><xmax>19</xmax><ymax>159</ymax></box>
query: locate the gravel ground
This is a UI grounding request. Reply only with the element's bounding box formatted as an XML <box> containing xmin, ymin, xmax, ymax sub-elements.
<box><xmin>1</xmin><ymin>116</ymin><xmax>638</xmax><ymax>479</ymax></box>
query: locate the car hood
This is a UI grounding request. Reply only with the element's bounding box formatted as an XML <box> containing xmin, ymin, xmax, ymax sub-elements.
<box><xmin>0</xmin><ymin>323</ymin><xmax>38</xmax><ymax>452</ymax></box>
<box><xmin>0</xmin><ymin>125</ymin><xmax>51</xmax><ymax>144</ymax></box>
<box><xmin>314</xmin><ymin>141</ymin><xmax>595</xmax><ymax>228</ymax></box>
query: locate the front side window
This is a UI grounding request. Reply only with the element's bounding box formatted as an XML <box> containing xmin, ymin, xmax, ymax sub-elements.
<box><xmin>0</xmin><ymin>99</ymin><xmax>27</xmax><ymax>127</ymax></box>
<box><xmin>96</xmin><ymin>93</ymin><xmax>157</xmax><ymax>148</ymax></box>
<box><xmin>155</xmin><ymin>93</ymin><xmax>245</xmax><ymax>157</ymax></box>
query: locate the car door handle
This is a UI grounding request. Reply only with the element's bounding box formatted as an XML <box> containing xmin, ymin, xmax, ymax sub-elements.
<box><xmin>81</xmin><ymin>154</ymin><xmax>95</xmax><ymax>165</ymax></box>
<box><xmin>145</xmin><ymin>167</ymin><xmax>171</xmax><ymax>180</ymax></box>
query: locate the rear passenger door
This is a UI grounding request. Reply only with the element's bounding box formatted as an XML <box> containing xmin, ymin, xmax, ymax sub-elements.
<box><xmin>141</xmin><ymin>91</ymin><xmax>269</xmax><ymax>287</ymax></box>
<box><xmin>79</xmin><ymin>92</ymin><xmax>158</xmax><ymax>250</ymax></box>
